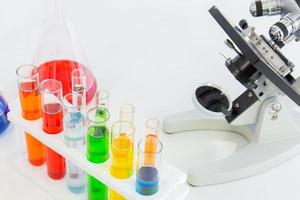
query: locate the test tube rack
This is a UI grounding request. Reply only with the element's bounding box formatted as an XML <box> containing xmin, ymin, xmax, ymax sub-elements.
<box><xmin>7</xmin><ymin>99</ymin><xmax>189</xmax><ymax>200</ymax></box>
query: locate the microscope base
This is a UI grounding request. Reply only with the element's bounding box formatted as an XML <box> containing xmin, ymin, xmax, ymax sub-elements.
<box><xmin>163</xmin><ymin>99</ymin><xmax>300</xmax><ymax>186</ymax></box>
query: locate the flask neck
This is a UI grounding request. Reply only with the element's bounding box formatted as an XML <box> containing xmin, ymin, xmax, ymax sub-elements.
<box><xmin>43</xmin><ymin>0</ymin><xmax>64</xmax><ymax>25</ymax></box>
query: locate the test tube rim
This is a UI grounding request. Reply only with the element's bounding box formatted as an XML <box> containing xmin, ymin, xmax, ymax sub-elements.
<box><xmin>120</xmin><ymin>103</ymin><xmax>135</xmax><ymax>114</ymax></box>
<box><xmin>145</xmin><ymin>118</ymin><xmax>161</xmax><ymax>132</ymax></box>
<box><xmin>98</xmin><ymin>89</ymin><xmax>110</xmax><ymax>100</ymax></box>
<box><xmin>138</xmin><ymin>137</ymin><xmax>163</xmax><ymax>155</ymax></box>
<box><xmin>111</xmin><ymin>120</ymin><xmax>135</xmax><ymax>138</ymax></box>
<box><xmin>86</xmin><ymin>106</ymin><xmax>110</xmax><ymax>124</ymax></box>
<box><xmin>16</xmin><ymin>64</ymin><xmax>39</xmax><ymax>79</ymax></box>
<box><xmin>71</xmin><ymin>68</ymin><xmax>86</xmax><ymax>79</ymax></box>
<box><xmin>62</xmin><ymin>93</ymin><xmax>83</xmax><ymax>109</ymax></box>
<box><xmin>40</xmin><ymin>79</ymin><xmax>63</xmax><ymax>94</ymax></box>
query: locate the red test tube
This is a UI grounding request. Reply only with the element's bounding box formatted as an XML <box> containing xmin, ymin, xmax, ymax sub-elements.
<box><xmin>40</xmin><ymin>79</ymin><xmax>66</xmax><ymax>180</ymax></box>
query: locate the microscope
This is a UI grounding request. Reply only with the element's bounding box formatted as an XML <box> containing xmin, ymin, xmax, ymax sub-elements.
<box><xmin>163</xmin><ymin>0</ymin><xmax>300</xmax><ymax>186</ymax></box>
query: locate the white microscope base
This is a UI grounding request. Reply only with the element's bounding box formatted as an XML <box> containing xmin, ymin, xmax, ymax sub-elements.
<box><xmin>163</xmin><ymin>105</ymin><xmax>300</xmax><ymax>186</ymax></box>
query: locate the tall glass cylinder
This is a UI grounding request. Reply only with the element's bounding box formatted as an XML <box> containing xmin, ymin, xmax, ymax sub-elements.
<box><xmin>40</xmin><ymin>79</ymin><xmax>65</xmax><ymax>179</ymax></box>
<box><xmin>96</xmin><ymin>89</ymin><xmax>110</xmax><ymax>109</ymax></box>
<box><xmin>110</xmin><ymin>121</ymin><xmax>134</xmax><ymax>178</ymax></box>
<box><xmin>110</xmin><ymin>121</ymin><xmax>134</xmax><ymax>200</ymax></box>
<box><xmin>62</xmin><ymin>93</ymin><xmax>85</xmax><ymax>193</ymax></box>
<box><xmin>119</xmin><ymin>104</ymin><xmax>135</xmax><ymax>124</ymax></box>
<box><xmin>16</xmin><ymin>65</ymin><xmax>45</xmax><ymax>166</ymax></box>
<box><xmin>72</xmin><ymin>69</ymin><xmax>86</xmax><ymax>111</ymax></box>
<box><xmin>144</xmin><ymin>119</ymin><xmax>161</xmax><ymax>165</ymax></box>
<box><xmin>86</xmin><ymin>107</ymin><xmax>109</xmax><ymax>200</ymax></box>
<box><xmin>136</xmin><ymin>138</ymin><xmax>163</xmax><ymax>196</ymax></box>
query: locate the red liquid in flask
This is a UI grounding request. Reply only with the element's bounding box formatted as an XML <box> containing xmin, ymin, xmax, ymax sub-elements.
<box><xmin>38</xmin><ymin>60</ymin><xmax>97</xmax><ymax>104</ymax></box>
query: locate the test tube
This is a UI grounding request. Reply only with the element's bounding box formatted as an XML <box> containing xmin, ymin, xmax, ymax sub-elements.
<box><xmin>119</xmin><ymin>104</ymin><xmax>135</xmax><ymax>124</ymax></box>
<box><xmin>72</xmin><ymin>69</ymin><xmax>86</xmax><ymax>112</ymax></box>
<box><xmin>109</xmin><ymin>121</ymin><xmax>134</xmax><ymax>200</ymax></box>
<box><xmin>62</xmin><ymin>93</ymin><xmax>86</xmax><ymax>194</ymax></box>
<box><xmin>16</xmin><ymin>64</ymin><xmax>45</xmax><ymax>166</ymax></box>
<box><xmin>136</xmin><ymin>137</ymin><xmax>163</xmax><ymax>196</ymax></box>
<box><xmin>40</xmin><ymin>79</ymin><xmax>66</xmax><ymax>180</ymax></box>
<box><xmin>86</xmin><ymin>107</ymin><xmax>109</xmax><ymax>200</ymax></box>
<box><xmin>144</xmin><ymin>119</ymin><xmax>161</xmax><ymax>165</ymax></box>
<box><xmin>96</xmin><ymin>89</ymin><xmax>110</xmax><ymax>109</ymax></box>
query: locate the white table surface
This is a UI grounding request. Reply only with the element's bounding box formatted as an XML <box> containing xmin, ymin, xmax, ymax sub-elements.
<box><xmin>1</xmin><ymin>0</ymin><xmax>300</xmax><ymax>199</ymax></box>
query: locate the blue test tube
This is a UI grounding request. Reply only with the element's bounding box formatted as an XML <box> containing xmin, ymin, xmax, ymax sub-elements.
<box><xmin>136</xmin><ymin>137</ymin><xmax>163</xmax><ymax>196</ymax></box>
<box><xmin>63</xmin><ymin>93</ymin><xmax>86</xmax><ymax>194</ymax></box>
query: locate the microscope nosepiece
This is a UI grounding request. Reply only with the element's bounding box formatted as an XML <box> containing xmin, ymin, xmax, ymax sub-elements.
<box><xmin>250</xmin><ymin>0</ymin><xmax>282</xmax><ymax>17</ymax></box>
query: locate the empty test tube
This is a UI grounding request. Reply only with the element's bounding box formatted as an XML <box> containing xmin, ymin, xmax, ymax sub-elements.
<box><xmin>119</xmin><ymin>103</ymin><xmax>135</xmax><ymax>123</ymax></box>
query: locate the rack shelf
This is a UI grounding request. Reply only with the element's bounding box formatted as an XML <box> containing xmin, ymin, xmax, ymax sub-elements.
<box><xmin>8</xmin><ymin>100</ymin><xmax>189</xmax><ymax>200</ymax></box>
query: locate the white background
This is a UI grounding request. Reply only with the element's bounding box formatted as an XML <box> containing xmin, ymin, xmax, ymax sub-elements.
<box><xmin>1</xmin><ymin>0</ymin><xmax>300</xmax><ymax>199</ymax></box>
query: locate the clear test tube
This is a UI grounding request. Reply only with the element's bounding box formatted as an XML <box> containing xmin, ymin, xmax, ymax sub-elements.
<box><xmin>119</xmin><ymin>104</ymin><xmax>135</xmax><ymax>124</ymax></box>
<box><xmin>16</xmin><ymin>64</ymin><xmax>45</xmax><ymax>166</ymax></box>
<box><xmin>136</xmin><ymin>137</ymin><xmax>163</xmax><ymax>196</ymax></box>
<box><xmin>62</xmin><ymin>93</ymin><xmax>86</xmax><ymax>194</ymax></box>
<box><xmin>40</xmin><ymin>79</ymin><xmax>66</xmax><ymax>180</ymax></box>
<box><xmin>72</xmin><ymin>69</ymin><xmax>86</xmax><ymax>114</ymax></box>
<box><xmin>144</xmin><ymin>119</ymin><xmax>161</xmax><ymax>165</ymax></box>
<box><xmin>96</xmin><ymin>89</ymin><xmax>110</xmax><ymax>109</ymax></box>
<box><xmin>86</xmin><ymin>107</ymin><xmax>109</xmax><ymax>200</ymax></box>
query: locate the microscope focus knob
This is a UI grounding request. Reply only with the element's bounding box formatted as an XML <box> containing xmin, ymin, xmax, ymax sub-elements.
<box><xmin>239</xmin><ymin>19</ymin><xmax>249</xmax><ymax>30</ymax></box>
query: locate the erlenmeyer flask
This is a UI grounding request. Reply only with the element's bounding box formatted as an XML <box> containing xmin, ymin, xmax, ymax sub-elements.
<box><xmin>34</xmin><ymin>0</ymin><xmax>97</xmax><ymax>105</ymax></box>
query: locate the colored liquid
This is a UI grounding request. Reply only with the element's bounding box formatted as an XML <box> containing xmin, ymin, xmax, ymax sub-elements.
<box><xmin>18</xmin><ymin>82</ymin><xmax>45</xmax><ymax>165</ymax></box>
<box><xmin>87</xmin><ymin>175</ymin><xmax>108</xmax><ymax>200</ymax></box>
<box><xmin>45</xmin><ymin>147</ymin><xmax>66</xmax><ymax>180</ymax></box>
<box><xmin>110</xmin><ymin>189</ymin><xmax>126</xmax><ymax>200</ymax></box>
<box><xmin>42</xmin><ymin>103</ymin><xmax>65</xmax><ymax>179</ymax></box>
<box><xmin>136</xmin><ymin>166</ymin><xmax>159</xmax><ymax>195</ymax></box>
<box><xmin>64</xmin><ymin>112</ymin><xmax>86</xmax><ymax>193</ymax></box>
<box><xmin>19</xmin><ymin>81</ymin><xmax>42</xmax><ymax>120</ymax></box>
<box><xmin>38</xmin><ymin>59</ymin><xmax>97</xmax><ymax>104</ymax></box>
<box><xmin>42</xmin><ymin>103</ymin><xmax>63</xmax><ymax>134</ymax></box>
<box><xmin>144</xmin><ymin>135</ymin><xmax>158</xmax><ymax>165</ymax></box>
<box><xmin>87</xmin><ymin>125</ymin><xmax>109</xmax><ymax>163</ymax></box>
<box><xmin>110</xmin><ymin>134</ymin><xmax>133</xmax><ymax>179</ymax></box>
<box><xmin>66</xmin><ymin>160</ymin><xmax>86</xmax><ymax>194</ymax></box>
<box><xmin>0</xmin><ymin>111</ymin><xmax>9</xmax><ymax>134</ymax></box>
<box><xmin>25</xmin><ymin>133</ymin><xmax>45</xmax><ymax>166</ymax></box>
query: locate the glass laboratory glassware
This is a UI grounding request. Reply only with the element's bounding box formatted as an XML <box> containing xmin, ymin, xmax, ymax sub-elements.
<box><xmin>109</xmin><ymin>121</ymin><xmax>134</xmax><ymax>200</ymax></box>
<box><xmin>0</xmin><ymin>92</ymin><xmax>9</xmax><ymax>134</ymax></box>
<box><xmin>72</xmin><ymin>68</ymin><xmax>86</xmax><ymax>108</ymax></box>
<box><xmin>136</xmin><ymin>138</ymin><xmax>163</xmax><ymax>196</ymax></box>
<box><xmin>87</xmin><ymin>175</ymin><xmax>108</xmax><ymax>200</ymax></box>
<box><xmin>34</xmin><ymin>0</ymin><xmax>97</xmax><ymax>105</ymax></box>
<box><xmin>0</xmin><ymin>91</ymin><xmax>9</xmax><ymax>134</ymax></box>
<box><xmin>86</xmin><ymin>107</ymin><xmax>109</xmax><ymax>200</ymax></box>
<box><xmin>16</xmin><ymin>65</ymin><xmax>45</xmax><ymax>166</ymax></box>
<box><xmin>40</xmin><ymin>79</ymin><xmax>66</xmax><ymax>179</ymax></box>
<box><xmin>62</xmin><ymin>93</ymin><xmax>86</xmax><ymax>194</ymax></box>
<box><xmin>119</xmin><ymin>104</ymin><xmax>135</xmax><ymax>124</ymax></box>
<box><xmin>96</xmin><ymin>89</ymin><xmax>110</xmax><ymax>109</ymax></box>
<box><xmin>144</xmin><ymin>119</ymin><xmax>161</xmax><ymax>165</ymax></box>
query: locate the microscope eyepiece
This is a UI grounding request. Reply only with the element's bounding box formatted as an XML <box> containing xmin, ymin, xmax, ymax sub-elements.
<box><xmin>269</xmin><ymin>13</ymin><xmax>300</xmax><ymax>42</ymax></box>
<box><xmin>250</xmin><ymin>0</ymin><xmax>282</xmax><ymax>17</ymax></box>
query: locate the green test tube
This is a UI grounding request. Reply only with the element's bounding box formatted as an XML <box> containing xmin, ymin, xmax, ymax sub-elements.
<box><xmin>86</xmin><ymin>107</ymin><xmax>110</xmax><ymax>200</ymax></box>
